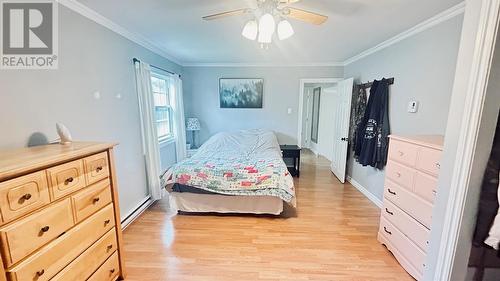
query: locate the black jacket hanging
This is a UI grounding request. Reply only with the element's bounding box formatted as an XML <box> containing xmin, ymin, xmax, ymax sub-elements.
<box><xmin>354</xmin><ymin>78</ymin><xmax>391</xmax><ymax>169</ymax></box>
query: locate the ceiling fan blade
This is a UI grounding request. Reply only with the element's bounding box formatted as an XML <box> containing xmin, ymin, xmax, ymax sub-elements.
<box><xmin>285</xmin><ymin>7</ymin><xmax>328</xmax><ymax>25</ymax></box>
<box><xmin>202</xmin><ymin>9</ymin><xmax>250</xmax><ymax>21</ymax></box>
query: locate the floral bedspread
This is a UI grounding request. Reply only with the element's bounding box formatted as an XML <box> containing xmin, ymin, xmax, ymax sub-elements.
<box><xmin>169</xmin><ymin>130</ymin><xmax>295</xmax><ymax>203</ymax></box>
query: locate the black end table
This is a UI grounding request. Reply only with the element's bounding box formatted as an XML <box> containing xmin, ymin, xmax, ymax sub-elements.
<box><xmin>280</xmin><ymin>145</ymin><xmax>301</xmax><ymax>177</ymax></box>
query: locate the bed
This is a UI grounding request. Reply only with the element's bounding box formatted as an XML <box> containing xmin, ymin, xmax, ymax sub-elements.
<box><xmin>165</xmin><ymin>129</ymin><xmax>296</xmax><ymax>215</ymax></box>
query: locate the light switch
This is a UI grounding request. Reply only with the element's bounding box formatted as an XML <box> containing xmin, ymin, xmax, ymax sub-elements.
<box><xmin>287</xmin><ymin>108</ymin><xmax>292</xmax><ymax>114</ymax></box>
<box><xmin>408</xmin><ymin>101</ymin><xmax>419</xmax><ymax>113</ymax></box>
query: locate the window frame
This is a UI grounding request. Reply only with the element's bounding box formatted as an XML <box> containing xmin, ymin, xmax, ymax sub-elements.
<box><xmin>150</xmin><ymin>72</ymin><xmax>175</xmax><ymax>144</ymax></box>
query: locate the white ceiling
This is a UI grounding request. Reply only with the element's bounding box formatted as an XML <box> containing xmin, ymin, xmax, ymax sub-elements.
<box><xmin>76</xmin><ymin>0</ymin><xmax>463</xmax><ymax>65</ymax></box>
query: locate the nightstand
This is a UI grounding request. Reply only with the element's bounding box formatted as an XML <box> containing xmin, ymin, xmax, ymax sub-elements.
<box><xmin>187</xmin><ymin>149</ymin><xmax>198</xmax><ymax>158</ymax></box>
<box><xmin>280</xmin><ymin>145</ymin><xmax>301</xmax><ymax>177</ymax></box>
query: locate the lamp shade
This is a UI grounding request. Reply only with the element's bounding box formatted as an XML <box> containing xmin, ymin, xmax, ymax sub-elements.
<box><xmin>277</xmin><ymin>19</ymin><xmax>294</xmax><ymax>40</ymax></box>
<box><xmin>242</xmin><ymin>20</ymin><xmax>258</xmax><ymax>40</ymax></box>
<box><xmin>258</xmin><ymin>13</ymin><xmax>275</xmax><ymax>44</ymax></box>
<box><xmin>186</xmin><ymin>118</ymin><xmax>201</xmax><ymax>131</ymax></box>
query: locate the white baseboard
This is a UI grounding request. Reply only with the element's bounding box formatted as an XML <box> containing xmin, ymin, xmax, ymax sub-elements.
<box><xmin>121</xmin><ymin>196</ymin><xmax>154</xmax><ymax>230</ymax></box>
<box><xmin>346</xmin><ymin>176</ymin><xmax>383</xmax><ymax>208</ymax></box>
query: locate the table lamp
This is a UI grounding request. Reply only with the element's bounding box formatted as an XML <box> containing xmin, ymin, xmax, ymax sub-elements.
<box><xmin>186</xmin><ymin>118</ymin><xmax>201</xmax><ymax>148</ymax></box>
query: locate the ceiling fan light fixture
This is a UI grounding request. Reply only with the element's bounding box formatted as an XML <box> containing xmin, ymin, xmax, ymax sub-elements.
<box><xmin>277</xmin><ymin>19</ymin><xmax>294</xmax><ymax>40</ymax></box>
<box><xmin>258</xmin><ymin>13</ymin><xmax>276</xmax><ymax>42</ymax></box>
<box><xmin>242</xmin><ymin>20</ymin><xmax>258</xmax><ymax>40</ymax></box>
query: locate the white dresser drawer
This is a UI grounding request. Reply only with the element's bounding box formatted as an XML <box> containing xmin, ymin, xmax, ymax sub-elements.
<box><xmin>388</xmin><ymin>139</ymin><xmax>418</xmax><ymax>167</ymax></box>
<box><xmin>414</xmin><ymin>171</ymin><xmax>438</xmax><ymax>204</ymax></box>
<box><xmin>379</xmin><ymin>217</ymin><xmax>426</xmax><ymax>279</ymax></box>
<box><xmin>382</xmin><ymin>199</ymin><xmax>430</xmax><ymax>252</ymax></box>
<box><xmin>416</xmin><ymin>147</ymin><xmax>442</xmax><ymax>176</ymax></box>
<box><xmin>384</xmin><ymin>180</ymin><xmax>433</xmax><ymax>229</ymax></box>
<box><xmin>385</xmin><ymin>160</ymin><xmax>415</xmax><ymax>191</ymax></box>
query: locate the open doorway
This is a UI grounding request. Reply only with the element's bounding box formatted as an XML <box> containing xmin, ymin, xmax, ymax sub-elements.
<box><xmin>300</xmin><ymin>82</ymin><xmax>337</xmax><ymax>159</ymax></box>
<box><xmin>298</xmin><ymin>78</ymin><xmax>354</xmax><ymax>183</ymax></box>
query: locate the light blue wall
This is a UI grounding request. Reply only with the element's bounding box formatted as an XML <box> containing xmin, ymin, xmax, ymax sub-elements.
<box><xmin>343</xmin><ymin>15</ymin><xmax>464</xmax><ymax>201</ymax></box>
<box><xmin>183</xmin><ymin>66</ymin><xmax>344</xmax><ymax>145</ymax></box>
<box><xmin>0</xmin><ymin>5</ymin><xmax>183</xmax><ymax>219</ymax></box>
<box><xmin>160</xmin><ymin>142</ymin><xmax>177</xmax><ymax>172</ymax></box>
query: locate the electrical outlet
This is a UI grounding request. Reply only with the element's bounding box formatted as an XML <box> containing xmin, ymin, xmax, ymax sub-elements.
<box><xmin>408</xmin><ymin>101</ymin><xmax>419</xmax><ymax>113</ymax></box>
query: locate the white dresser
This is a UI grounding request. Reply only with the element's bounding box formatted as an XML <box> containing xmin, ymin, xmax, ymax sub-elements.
<box><xmin>378</xmin><ymin>135</ymin><xmax>444</xmax><ymax>280</ymax></box>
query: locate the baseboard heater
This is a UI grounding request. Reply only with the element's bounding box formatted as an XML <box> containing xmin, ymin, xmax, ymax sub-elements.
<box><xmin>121</xmin><ymin>196</ymin><xmax>154</xmax><ymax>230</ymax></box>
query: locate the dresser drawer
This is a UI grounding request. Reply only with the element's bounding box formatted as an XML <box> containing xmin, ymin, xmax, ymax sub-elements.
<box><xmin>388</xmin><ymin>139</ymin><xmax>418</xmax><ymax>167</ymax></box>
<box><xmin>84</xmin><ymin>152</ymin><xmax>110</xmax><ymax>186</ymax></box>
<box><xmin>0</xmin><ymin>171</ymin><xmax>50</xmax><ymax>223</ymax></box>
<box><xmin>0</xmin><ymin>198</ymin><xmax>74</xmax><ymax>266</ymax></box>
<box><xmin>416</xmin><ymin>147</ymin><xmax>442</xmax><ymax>176</ymax></box>
<box><xmin>414</xmin><ymin>171</ymin><xmax>438</xmax><ymax>204</ymax></box>
<box><xmin>6</xmin><ymin>204</ymin><xmax>116</xmax><ymax>281</ymax></box>
<box><xmin>88</xmin><ymin>252</ymin><xmax>120</xmax><ymax>281</ymax></box>
<box><xmin>379</xmin><ymin>217</ymin><xmax>426</xmax><ymax>277</ymax></box>
<box><xmin>51</xmin><ymin>229</ymin><xmax>117</xmax><ymax>281</ymax></box>
<box><xmin>384</xmin><ymin>180</ymin><xmax>433</xmax><ymax>229</ymax></box>
<box><xmin>382</xmin><ymin>199</ymin><xmax>430</xmax><ymax>252</ymax></box>
<box><xmin>71</xmin><ymin>179</ymin><xmax>112</xmax><ymax>223</ymax></box>
<box><xmin>386</xmin><ymin>160</ymin><xmax>415</xmax><ymax>190</ymax></box>
<box><xmin>47</xmin><ymin>160</ymin><xmax>86</xmax><ymax>200</ymax></box>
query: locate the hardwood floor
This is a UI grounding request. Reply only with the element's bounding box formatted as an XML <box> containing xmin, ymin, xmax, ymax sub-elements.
<box><xmin>122</xmin><ymin>150</ymin><xmax>413</xmax><ymax>281</ymax></box>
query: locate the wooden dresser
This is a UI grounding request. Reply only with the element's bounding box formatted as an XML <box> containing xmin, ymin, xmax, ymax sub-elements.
<box><xmin>378</xmin><ymin>135</ymin><xmax>444</xmax><ymax>280</ymax></box>
<box><xmin>0</xmin><ymin>142</ymin><xmax>125</xmax><ymax>281</ymax></box>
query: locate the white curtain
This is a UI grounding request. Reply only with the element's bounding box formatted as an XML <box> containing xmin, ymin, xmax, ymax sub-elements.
<box><xmin>170</xmin><ymin>74</ymin><xmax>187</xmax><ymax>161</ymax></box>
<box><xmin>134</xmin><ymin>61</ymin><xmax>163</xmax><ymax>201</ymax></box>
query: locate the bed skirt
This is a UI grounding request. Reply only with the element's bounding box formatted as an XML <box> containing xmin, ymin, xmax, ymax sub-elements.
<box><xmin>169</xmin><ymin>192</ymin><xmax>284</xmax><ymax>215</ymax></box>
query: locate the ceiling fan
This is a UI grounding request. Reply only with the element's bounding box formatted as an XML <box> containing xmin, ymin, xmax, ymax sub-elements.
<box><xmin>202</xmin><ymin>0</ymin><xmax>328</xmax><ymax>48</ymax></box>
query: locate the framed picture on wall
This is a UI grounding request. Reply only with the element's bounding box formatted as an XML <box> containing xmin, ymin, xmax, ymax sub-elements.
<box><xmin>219</xmin><ymin>78</ymin><xmax>264</xmax><ymax>108</ymax></box>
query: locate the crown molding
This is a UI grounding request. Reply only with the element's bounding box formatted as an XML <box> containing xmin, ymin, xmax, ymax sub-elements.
<box><xmin>182</xmin><ymin>62</ymin><xmax>345</xmax><ymax>67</ymax></box>
<box><xmin>343</xmin><ymin>1</ymin><xmax>466</xmax><ymax>66</ymax></box>
<box><xmin>56</xmin><ymin>0</ymin><xmax>183</xmax><ymax>66</ymax></box>
<box><xmin>56</xmin><ymin>0</ymin><xmax>465</xmax><ymax>69</ymax></box>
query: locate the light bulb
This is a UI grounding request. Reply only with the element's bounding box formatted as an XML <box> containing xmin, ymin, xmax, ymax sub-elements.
<box><xmin>242</xmin><ymin>20</ymin><xmax>258</xmax><ymax>40</ymax></box>
<box><xmin>277</xmin><ymin>19</ymin><xmax>294</xmax><ymax>40</ymax></box>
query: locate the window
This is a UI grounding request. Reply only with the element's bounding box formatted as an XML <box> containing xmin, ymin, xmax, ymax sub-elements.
<box><xmin>151</xmin><ymin>73</ymin><xmax>173</xmax><ymax>142</ymax></box>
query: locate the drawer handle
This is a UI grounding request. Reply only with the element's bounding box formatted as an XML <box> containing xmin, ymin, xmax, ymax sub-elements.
<box><xmin>398</xmin><ymin>151</ymin><xmax>404</xmax><ymax>156</ymax></box>
<box><xmin>387</xmin><ymin>188</ymin><xmax>396</xmax><ymax>195</ymax></box>
<box><xmin>107</xmin><ymin>244</ymin><xmax>113</xmax><ymax>251</ymax></box>
<box><xmin>36</xmin><ymin>269</ymin><xmax>45</xmax><ymax>276</ymax></box>
<box><xmin>110</xmin><ymin>268</ymin><xmax>116</xmax><ymax>274</ymax></box>
<box><xmin>40</xmin><ymin>226</ymin><xmax>50</xmax><ymax>233</ymax></box>
<box><xmin>64</xmin><ymin>177</ymin><xmax>74</xmax><ymax>185</ymax></box>
<box><xmin>436</xmin><ymin>162</ymin><xmax>441</xmax><ymax>169</ymax></box>
<box><xmin>96</xmin><ymin>166</ymin><xmax>103</xmax><ymax>172</ymax></box>
<box><xmin>383</xmin><ymin>227</ymin><xmax>392</xmax><ymax>235</ymax></box>
<box><xmin>395</xmin><ymin>172</ymin><xmax>401</xmax><ymax>178</ymax></box>
<box><xmin>385</xmin><ymin>208</ymin><xmax>394</xmax><ymax>215</ymax></box>
<box><xmin>93</xmin><ymin>197</ymin><xmax>100</xmax><ymax>204</ymax></box>
<box><xmin>104</xmin><ymin>219</ymin><xmax>111</xmax><ymax>225</ymax></box>
<box><xmin>22</xmin><ymin>193</ymin><xmax>32</xmax><ymax>201</ymax></box>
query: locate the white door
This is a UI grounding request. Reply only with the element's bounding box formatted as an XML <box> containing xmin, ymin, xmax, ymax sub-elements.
<box><xmin>330</xmin><ymin>78</ymin><xmax>354</xmax><ymax>183</ymax></box>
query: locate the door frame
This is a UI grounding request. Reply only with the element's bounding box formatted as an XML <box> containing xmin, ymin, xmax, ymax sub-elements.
<box><xmin>298</xmin><ymin>78</ymin><xmax>343</xmax><ymax>148</ymax></box>
<box><xmin>431</xmin><ymin>0</ymin><xmax>500</xmax><ymax>280</ymax></box>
